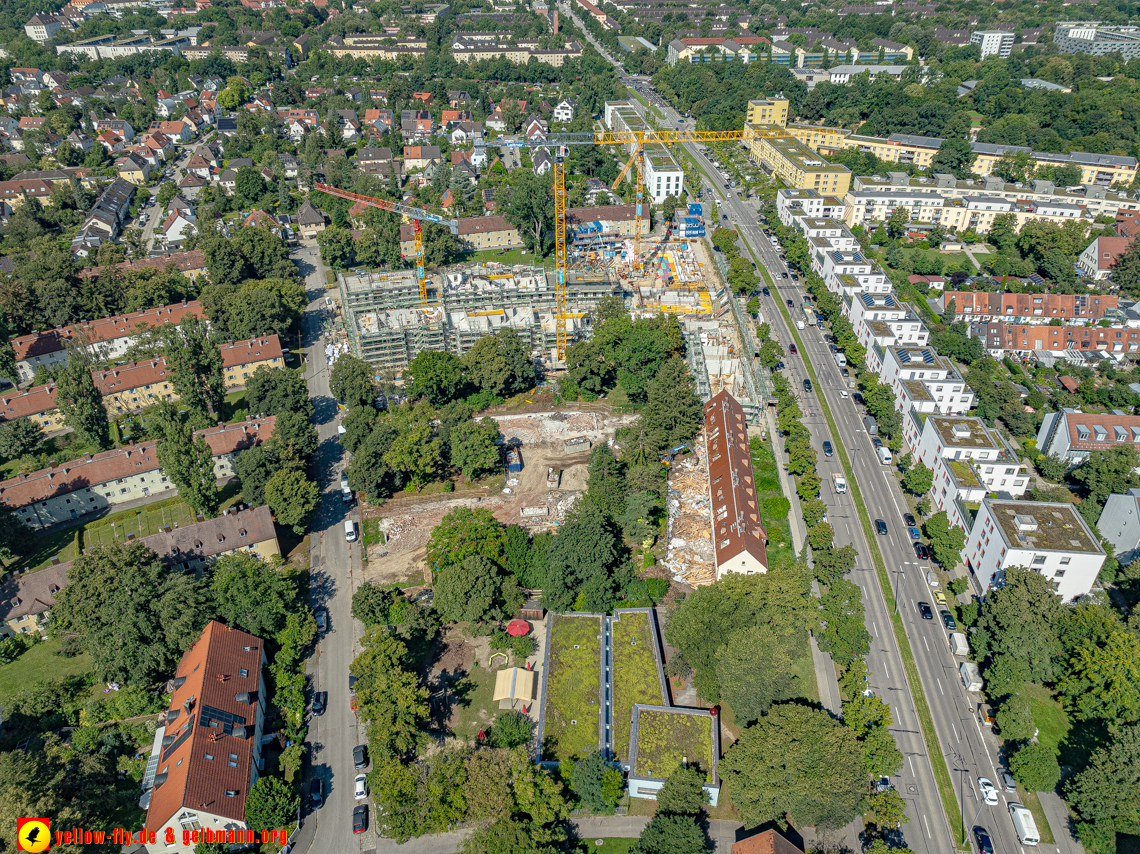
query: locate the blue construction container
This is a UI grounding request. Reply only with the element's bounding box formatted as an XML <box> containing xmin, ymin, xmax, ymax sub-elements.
<box><xmin>506</xmin><ymin>447</ymin><xmax>523</xmax><ymax>473</ymax></box>
<box><xmin>688</xmin><ymin>203</ymin><xmax>703</xmax><ymax>216</ymax></box>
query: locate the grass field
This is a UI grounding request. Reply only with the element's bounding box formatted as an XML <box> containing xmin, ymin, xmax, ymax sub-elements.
<box><xmin>82</xmin><ymin>498</ymin><xmax>202</xmax><ymax>549</ymax></box>
<box><xmin>1020</xmin><ymin>682</ymin><xmax>1070</xmax><ymax>753</ymax></box>
<box><xmin>448</xmin><ymin>661</ymin><xmax>498</xmax><ymax>740</ymax></box>
<box><xmin>611</xmin><ymin>612</ymin><xmax>664</xmax><ymax>762</ymax></box>
<box><xmin>1021</xmin><ymin>790</ymin><xmax>1056</xmax><ymax>845</ymax></box>
<box><xmin>574</xmin><ymin>839</ymin><xmax>636</xmax><ymax>854</ymax></box>
<box><xmin>749</xmin><ymin>437</ymin><xmax>795</xmax><ymax>569</ymax></box>
<box><xmin>0</xmin><ymin>638</ymin><xmax>94</xmax><ymax>705</ymax></box>
<box><xmin>464</xmin><ymin>248</ymin><xmax>537</xmax><ymax>267</ymax></box>
<box><xmin>543</xmin><ymin>614</ymin><xmax>602</xmax><ymax>762</ymax></box>
<box><xmin>633</xmin><ymin>709</ymin><xmax>713</xmax><ymax>781</ymax></box>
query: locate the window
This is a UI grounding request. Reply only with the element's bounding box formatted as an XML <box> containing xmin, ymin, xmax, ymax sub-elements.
<box><xmin>1060</xmin><ymin>557</ymin><xmax>1071</xmax><ymax>565</ymax></box>
<box><xmin>1031</xmin><ymin>555</ymin><xmax>1046</xmax><ymax>566</ymax></box>
<box><xmin>179</xmin><ymin>813</ymin><xmax>201</xmax><ymax>832</ymax></box>
<box><xmin>239</xmin><ymin>668</ymin><xmax>249</xmax><ymax>678</ymax></box>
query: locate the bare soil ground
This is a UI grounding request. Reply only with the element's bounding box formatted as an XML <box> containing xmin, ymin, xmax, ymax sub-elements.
<box><xmin>360</xmin><ymin>408</ymin><xmax>638</xmax><ymax>587</ymax></box>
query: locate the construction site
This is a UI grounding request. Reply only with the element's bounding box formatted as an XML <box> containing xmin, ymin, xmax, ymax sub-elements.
<box><xmin>661</xmin><ymin>438</ymin><xmax>716</xmax><ymax>587</ymax></box>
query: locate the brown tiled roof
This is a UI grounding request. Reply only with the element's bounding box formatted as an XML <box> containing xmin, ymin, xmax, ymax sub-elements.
<box><xmin>943</xmin><ymin>291</ymin><xmax>1117</xmax><ymax>320</ymax></box>
<box><xmin>220</xmin><ymin>335</ymin><xmax>283</xmax><ymax>369</ymax></box>
<box><xmin>704</xmin><ymin>390</ymin><xmax>768</xmax><ymax>571</ymax></box>
<box><xmin>1063</xmin><ymin>410</ymin><xmax>1140</xmax><ymax>452</ymax></box>
<box><xmin>566</xmin><ymin>204</ymin><xmax>637</xmax><ymax>225</ymax></box>
<box><xmin>0</xmin><ymin>416</ymin><xmax>275</xmax><ymax>508</ymax></box>
<box><xmin>732</xmin><ymin>832</ymin><xmax>804</xmax><ymax>854</ymax></box>
<box><xmin>0</xmin><ymin>384</ymin><xmax>58</xmax><ymax>421</ymax></box>
<box><xmin>80</xmin><ymin>250</ymin><xmax>206</xmax><ymax>279</ymax></box>
<box><xmin>975</xmin><ymin>321</ymin><xmax>1140</xmax><ymax>352</ymax></box>
<box><xmin>0</xmin><ymin>564</ymin><xmax>68</xmax><ymax>622</ymax></box>
<box><xmin>12</xmin><ymin>301</ymin><xmax>204</xmax><ymax>362</ymax></box>
<box><xmin>90</xmin><ymin>358</ymin><xmax>171</xmax><ymax>395</ymax></box>
<box><xmin>134</xmin><ymin>504</ymin><xmax>277</xmax><ymax>566</ymax></box>
<box><xmin>145</xmin><ymin>620</ymin><xmax>264</xmax><ymax>833</ymax></box>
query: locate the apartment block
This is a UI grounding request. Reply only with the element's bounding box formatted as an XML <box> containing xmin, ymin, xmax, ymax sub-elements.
<box><xmin>1</xmin><ymin>417</ymin><xmax>274</xmax><ymax>529</ymax></box>
<box><xmin>972</xmin><ymin>321</ymin><xmax>1140</xmax><ymax>359</ymax></box>
<box><xmin>1096</xmin><ymin>488</ymin><xmax>1140</xmax><ymax>567</ymax></box>
<box><xmin>704</xmin><ymin>390</ymin><xmax>768</xmax><ymax>579</ymax></box>
<box><xmin>878</xmin><ymin>345</ymin><xmax>968</xmax><ymax>417</ymax></box>
<box><xmin>605</xmin><ymin>102</ymin><xmax>684</xmax><ymax>202</ymax></box>
<box><xmin>220</xmin><ymin>335</ymin><xmax>285</xmax><ymax>389</ymax></box>
<box><xmin>0</xmin><ymin>564</ymin><xmax>67</xmax><ymax>639</ymax></box>
<box><xmin>971</xmin><ymin>30</ymin><xmax>1014</xmax><ymax>58</ymax></box>
<box><xmin>0</xmin><ymin>384</ymin><xmax>64</xmax><ymax>433</ymax></box>
<box><xmin>11</xmin><ymin>300</ymin><xmax>204</xmax><ymax>384</ymax></box>
<box><xmin>1055</xmin><ymin>22</ymin><xmax>1140</xmax><ymax>59</ymax></box>
<box><xmin>936</xmin><ymin>291</ymin><xmax>1118</xmax><ymax>324</ymax></box>
<box><xmin>745</xmin><ymin>98</ymin><xmax>789</xmax><ymax>127</ymax></box>
<box><xmin>971</xmin><ymin>142</ymin><xmax>1137</xmax><ymax>187</ymax></box>
<box><xmin>322</xmin><ymin>33</ymin><xmax>427</xmax><ymax>60</ymax></box>
<box><xmin>744</xmin><ymin>123</ymin><xmax>851</xmax><ymax>197</ymax></box>
<box><xmin>1036</xmin><ymin>407</ymin><xmax>1140</xmax><ymax>466</ymax></box>
<box><xmin>963</xmin><ymin>497</ymin><xmax>1105</xmax><ymax>601</ymax></box>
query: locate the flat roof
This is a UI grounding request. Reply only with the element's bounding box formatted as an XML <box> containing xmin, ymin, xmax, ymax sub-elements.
<box><xmin>930</xmin><ymin>416</ymin><xmax>1000</xmax><ymax>449</ymax></box>
<box><xmin>988</xmin><ymin>499</ymin><xmax>1102</xmax><ymax>554</ymax></box>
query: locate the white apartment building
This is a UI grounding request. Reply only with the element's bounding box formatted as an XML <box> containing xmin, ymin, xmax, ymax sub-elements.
<box><xmin>970</xmin><ymin>30</ymin><xmax>1015</xmax><ymax>58</ymax></box>
<box><xmin>846</xmin><ymin>292</ymin><xmax>929</xmax><ymax>355</ymax></box>
<box><xmin>1036</xmin><ymin>407</ymin><xmax>1140</xmax><ymax>467</ymax></box>
<box><xmin>963</xmin><ymin>497</ymin><xmax>1105</xmax><ymax>601</ymax></box>
<box><xmin>797</xmin><ymin>217</ymin><xmax>859</xmax><ymax>250</ymax></box>
<box><xmin>907</xmin><ymin>413</ymin><xmax>1028</xmax><ymax>529</ymax></box>
<box><xmin>776</xmin><ymin>188</ymin><xmax>825</xmax><ymax>226</ymax></box>
<box><xmin>878</xmin><ymin>345</ymin><xmax>969</xmax><ymax>417</ymax></box>
<box><xmin>605</xmin><ymin>101</ymin><xmax>684</xmax><ymax>202</ymax></box>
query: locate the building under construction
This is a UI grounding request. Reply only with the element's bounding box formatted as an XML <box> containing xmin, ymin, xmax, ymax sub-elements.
<box><xmin>338</xmin><ymin>266</ymin><xmax>621</xmax><ymax>372</ymax></box>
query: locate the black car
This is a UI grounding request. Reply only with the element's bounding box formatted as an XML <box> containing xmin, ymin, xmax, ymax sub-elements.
<box><xmin>762</xmin><ymin>287</ymin><xmax>770</xmax><ymax>296</ymax></box>
<box><xmin>353</xmin><ymin>805</ymin><xmax>368</xmax><ymax>834</ymax></box>
<box><xmin>941</xmin><ymin>610</ymin><xmax>957</xmax><ymax>630</ymax></box>
<box><xmin>875</xmin><ymin>519</ymin><xmax>888</xmax><ymax>535</ymax></box>
<box><xmin>312</xmin><ymin>691</ymin><xmax>327</xmax><ymax>716</ymax></box>
<box><xmin>904</xmin><ymin>512</ymin><xmax>917</xmax><ymax>527</ymax></box>
<box><xmin>353</xmin><ymin>744</ymin><xmax>369</xmax><ymax>770</ymax></box>
<box><xmin>310</xmin><ymin>778</ymin><xmax>323</xmax><ymax>807</ymax></box>
<box><xmin>823</xmin><ymin>441</ymin><xmax>833</xmax><ymax>457</ymax></box>
<box><xmin>974</xmin><ymin>828</ymin><xmax>994</xmax><ymax>854</ymax></box>
<box><xmin>803</xmin><ymin>378</ymin><xmax>813</xmax><ymax>392</ymax></box>
<box><xmin>787</xmin><ymin>298</ymin><xmax>794</xmax><ymax>307</ymax></box>
<box><xmin>918</xmin><ymin>602</ymin><xmax>934</xmax><ymax>620</ymax></box>
<box><xmin>914</xmin><ymin>542</ymin><xmax>931</xmax><ymax>560</ymax></box>
<box><xmin>853</xmin><ymin>392</ymin><xmax>865</xmax><ymax>405</ymax></box>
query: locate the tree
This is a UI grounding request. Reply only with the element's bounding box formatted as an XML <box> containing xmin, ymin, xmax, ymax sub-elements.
<box><xmin>268</xmin><ymin>410</ymin><xmax>318</xmax><ymax>469</ymax></box>
<box><xmin>902</xmin><ymin>463</ymin><xmax>933</xmax><ymax>496</ymax></box>
<box><xmin>1010</xmin><ymin>741</ymin><xmax>1061</xmax><ymax>792</ymax></box>
<box><xmin>994</xmin><ymin>150</ymin><xmax>1036</xmax><ymax>184</ymax></box>
<box><xmin>563</xmin><ymin>751</ymin><xmax>624</xmax><ymax>812</ymax></box>
<box><xmin>244</xmin><ymin>776</ymin><xmax>299</xmax><ymax>832</ymax></box>
<box><xmin>407</xmin><ymin>350</ymin><xmax>465</xmax><ymax>406</ymax></box>
<box><xmin>330</xmin><ymin>355</ymin><xmax>376</xmax><ymax>408</ymax></box>
<box><xmin>818</xmin><ymin>579</ymin><xmax>871</xmax><ymax>667</ymax></box>
<box><xmin>923</xmin><ymin>511</ymin><xmax>966</xmax><ymax>569</ymax></box>
<box><xmin>641</xmin><ymin>357</ymin><xmax>701</xmax><ymax>450</ymax></box>
<box><xmin>994</xmin><ymin>692</ymin><xmax>1038</xmax><ymax>741</ymax></box>
<box><xmin>163</xmin><ymin>314</ymin><xmax>224</xmax><ymax>420</ymax></box>
<box><xmin>585</xmin><ymin>444</ymin><xmax>626</xmax><ymax>519</ymax></box>
<box><xmin>426</xmin><ymin>507</ymin><xmax>506</xmax><ymax>569</ymax></box>
<box><xmin>234</xmin><ymin>444</ymin><xmax>277</xmax><ymax>505</ymax></box>
<box><xmin>544</xmin><ymin>503</ymin><xmax>623</xmax><ymax>613</ymax></box>
<box><xmin>503</xmin><ymin>169</ymin><xmax>554</xmax><ymax>255</ymax></box>
<box><xmin>450</xmin><ymin>418</ymin><xmax>503</xmax><ymax>482</ymax></box>
<box><xmin>0</xmin><ymin>417</ymin><xmax>42</xmax><ymax>461</ymax></box>
<box><xmin>265</xmin><ymin>469</ymin><xmax>319</xmax><ymax>535</ymax></box>
<box><xmin>1073</xmin><ymin>445</ymin><xmax>1140</xmax><ymax>510</ymax></box>
<box><xmin>1058</xmin><ymin>631</ymin><xmax>1140</xmax><ymax>725</ymax></box>
<box><xmin>54</xmin><ymin>346</ymin><xmax>109</xmax><ymax>449</ymax></box>
<box><xmin>715</xmin><ymin>624</ymin><xmax>797</xmax><ymax>725</ymax></box>
<box><xmin>975</xmin><ymin>567</ymin><xmax>1063</xmax><ymax>686</ymax></box>
<box><xmin>655</xmin><ymin>765</ymin><xmax>709</xmax><ymax>815</ymax></box>
<box><xmin>490</xmin><ymin>711</ymin><xmax>534</xmax><ymax>749</ymax></box>
<box><xmin>434</xmin><ymin>555</ymin><xmax>517</xmax><ymax>625</ymax></box>
<box><xmin>351</xmin><ymin>627</ymin><xmax>431</xmax><ymax>756</ymax></box>
<box><xmin>929</xmin><ymin>138</ymin><xmax>976</xmax><ymax>179</ymax></box>
<box><xmin>352</xmin><ymin>583</ymin><xmax>409</xmax><ymax>628</ymax></box>
<box><xmin>234</xmin><ymin>166</ymin><xmax>265</xmax><ymax>207</ymax></box>
<box><xmin>383</xmin><ymin>403</ymin><xmax>441</xmax><ymax>488</ymax></box>
<box><xmin>347</xmin><ymin>420</ymin><xmax>402</xmax><ymax>501</ymax></box>
<box><xmin>50</xmin><ymin>542</ymin><xmax>211</xmax><ymax>684</ymax></box>
<box><xmin>462</xmin><ymin>329</ymin><xmax>535</xmax><ymax>398</ymax></box>
<box><xmin>210</xmin><ymin>552</ymin><xmax>294</xmax><ymax>637</ymax></box>
<box><xmin>1065</xmin><ymin>725</ymin><xmax>1140</xmax><ymax>854</ymax></box>
<box><xmin>721</xmin><ymin>703</ymin><xmax>866</xmax><ymax>831</ymax></box>
<box><xmin>153</xmin><ymin>406</ymin><xmax>220</xmax><ymax>518</ymax></box>
<box><xmin>1110</xmin><ymin>238</ymin><xmax>1140</xmax><ymax>291</ymax></box>
<box><xmin>245</xmin><ymin>366</ymin><xmax>312</xmax><ymax>417</ymax></box>
<box><xmin>634</xmin><ymin>813</ymin><xmax>708</xmax><ymax>854</ymax></box>
<box><xmin>865</xmin><ymin>789</ymin><xmax>909</xmax><ymax>831</ymax></box>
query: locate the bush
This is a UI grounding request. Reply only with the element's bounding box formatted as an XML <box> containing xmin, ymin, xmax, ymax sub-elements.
<box><xmin>0</xmin><ymin>633</ymin><xmax>38</xmax><ymax>665</ymax></box>
<box><xmin>489</xmin><ymin>710</ymin><xmax>533</xmax><ymax>748</ymax></box>
<box><xmin>949</xmin><ymin>577</ymin><xmax>969</xmax><ymax>596</ymax></box>
<box><xmin>1010</xmin><ymin>741</ymin><xmax>1062</xmax><ymax>792</ymax></box>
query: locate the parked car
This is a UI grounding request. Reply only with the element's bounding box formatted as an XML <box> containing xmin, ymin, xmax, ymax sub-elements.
<box><xmin>918</xmin><ymin>602</ymin><xmax>934</xmax><ymax>620</ymax></box>
<box><xmin>353</xmin><ymin>745</ymin><xmax>369</xmax><ymax>770</ymax></box>
<box><xmin>904</xmin><ymin>513</ymin><xmax>917</xmax><ymax>527</ymax></box>
<box><xmin>310</xmin><ymin>778</ymin><xmax>323</xmax><ymax>807</ymax></box>
<box><xmin>875</xmin><ymin>519</ymin><xmax>888</xmax><ymax>535</ymax></box>
<box><xmin>914</xmin><ymin>543</ymin><xmax>931</xmax><ymax>560</ymax></box>
<box><xmin>853</xmin><ymin>392</ymin><xmax>865</xmax><ymax>405</ymax></box>
<box><xmin>823</xmin><ymin>441</ymin><xmax>833</xmax><ymax>457</ymax></box>
<box><xmin>979</xmin><ymin>778</ymin><xmax>999</xmax><ymax>806</ymax></box>
<box><xmin>908</xmin><ymin>526</ymin><xmax>922</xmax><ymax>540</ymax></box>
<box><xmin>933</xmin><ymin>589</ymin><xmax>948</xmax><ymax>606</ymax></box>
<box><xmin>355</xmin><ymin>774</ymin><xmax>369</xmax><ymax>800</ymax></box>
<box><xmin>941</xmin><ymin>610</ymin><xmax>957</xmax><ymax>630</ymax></box>
<box><xmin>974</xmin><ymin>827</ymin><xmax>994</xmax><ymax>854</ymax></box>
<box><xmin>353</xmin><ymin>805</ymin><xmax>368</xmax><ymax>834</ymax></box>
<box><xmin>999</xmin><ymin>771</ymin><xmax>1017</xmax><ymax>793</ymax></box>
<box><xmin>315</xmin><ymin>608</ymin><xmax>328</xmax><ymax>633</ymax></box>
<box><xmin>312</xmin><ymin>691</ymin><xmax>327</xmax><ymax>716</ymax></box>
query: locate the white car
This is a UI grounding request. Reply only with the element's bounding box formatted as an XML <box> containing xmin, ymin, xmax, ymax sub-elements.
<box><xmin>978</xmin><ymin>777</ymin><xmax>999</xmax><ymax>806</ymax></box>
<box><xmin>355</xmin><ymin>773</ymin><xmax>368</xmax><ymax>800</ymax></box>
<box><xmin>840</xmin><ymin>390</ymin><xmax>848</xmax><ymax>399</ymax></box>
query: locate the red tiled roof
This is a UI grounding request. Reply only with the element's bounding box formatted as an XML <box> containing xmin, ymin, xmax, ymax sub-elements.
<box><xmin>90</xmin><ymin>358</ymin><xmax>171</xmax><ymax>395</ymax></box>
<box><xmin>943</xmin><ymin>291</ymin><xmax>1117</xmax><ymax>320</ymax></box>
<box><xmin>1063</xmin><ymin>410</ymin><xmax>1140</xmax><ymax>451</ymax></box>
<box><xmin>732</xmin><ymin>831</ymin><xmax>804</xmax><ymax>854</ymax></box>
<box><xmin>0</xmin><ymin>384</ymin><xmax>58</xmax><ymax>420</ymax></box>
<box><xmin>12</xmin><ymin>301</ymin><xmax>204</xmax><ymax>362</ymax></box>
<box><xmin>144</xmin><ymin>620</ymin><xmax>265</xmax><ymax>833</ymax></box>
<box><xmin>220</xmin><ymin>335</ymin><xmax>283</xmax><ymax>369</ymax></box>
<box><xmin>0</xmin><ymin>416</ymin><xmax>274</xmax><ymax>508</ymax></box>
<box><xmin>704</xmin><ymin>390</ymin><xmax>768</xmax><ymax>572</ymax></box>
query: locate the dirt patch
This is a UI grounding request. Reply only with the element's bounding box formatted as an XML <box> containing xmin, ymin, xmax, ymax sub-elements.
<box><xmin>360</xmin><ymin>408</ymin><xmax>638</xmax><ymax>585</ymax></box>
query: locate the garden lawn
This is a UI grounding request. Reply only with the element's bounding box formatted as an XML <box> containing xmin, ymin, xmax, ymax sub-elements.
<box><xmin>611</xmin><ymin>612</ymin><xmax>664</xmax><ymax>762</ymax></box>
<box><xmin>1020</xmin><ymin>682</ymin><xmax>1069</xmax><ymax>754</ymax></box>
<box><xmin>82</xmin><ymin>498</ymin><xmax>201</xmax><ymax>549</ymax></box>
<box><xmin>544</xmin><ymin>614</ymin><xmax>602</xmax><ymax>761</ymax></box>
<box><xmin>448</xmin><ymin>661</ymin><xmax>498</xmax><ymax>740</ymax></box>
<box><xmin>576</xmin><ymin>840</ymin><xmax>636</xmax><ymax>854</ymax></box>
<box><xmin>749</xmin><ymin>438</ymin><xmax>795</xmax><ymax>568</ymax></box>
<box><xmin>0</xmin><ymin>638</ymin><xmax>94</xmax><ymax>705</ymax></box>
<box><xmin>465</xmin><ymin>248</ymin><xmax>533</xmax><ymax>266</ymax></box>
<box><xmin>633</xmin><ymin>710</ymin><xmax>713</xmax><ymax>782</ymax></box>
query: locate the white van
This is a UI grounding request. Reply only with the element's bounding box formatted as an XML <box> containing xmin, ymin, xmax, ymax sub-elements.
<box><xmin>344</xmin><ymin>520</ymin><xmax>357</xmax><ymax>542</ymax></box>
<box><xmin>876</xmin><ymin>446</ymin><xmax>893</xmax><ymax>465</ymax></box>
<box><xmin>1009</xmin><ymin>804</ymin><xmax>1040</xmax><ymax>846</ymax></box>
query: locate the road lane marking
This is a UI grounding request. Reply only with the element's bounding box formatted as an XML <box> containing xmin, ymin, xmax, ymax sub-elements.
<box><xmin>937</xmin><ymin>678</ymin><xmax>944</xmax><ymax>695</ymax></box>
<box><xmin>952</xmin><ymin>724</ymin><xmax>961</xmax><ymax>743</ymax></box>
<box><xmin>923</xmin><ymin>636</ymin><xmax>930</xmax><ymax>652</ymax></box>
<box><xmin>924</xmin><ymin>816</ymin><xmax>932</xmax><ymax>839</ymax></box>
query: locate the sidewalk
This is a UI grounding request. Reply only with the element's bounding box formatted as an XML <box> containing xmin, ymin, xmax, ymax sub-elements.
<box><xmin>1038</xmin><ymin>791</ymin><xmax>1085</xmax><ymax>854</ymax></box>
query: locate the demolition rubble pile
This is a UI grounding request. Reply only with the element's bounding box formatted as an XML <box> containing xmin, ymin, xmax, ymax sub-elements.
<box><xmin>662</xmin><ymin>440</ymin><xmax>715</xmax><ymax>587</ymax></box>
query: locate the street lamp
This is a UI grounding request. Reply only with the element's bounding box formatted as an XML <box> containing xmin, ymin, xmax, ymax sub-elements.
<box><xmin>894</xmin><ymin>567</ymin><xmax>905</xmax><ymax>616</ymax></box>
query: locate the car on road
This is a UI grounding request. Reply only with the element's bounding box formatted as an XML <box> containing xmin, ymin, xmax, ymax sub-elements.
<box><xmin>312</xmin><ymin>691</ymin><xmax>327</xmax><ymax>716</ymax></box>
<box><xmin>823</xmin><ymin>441</ymin><xmax>833</xmax><ymax>457</ymax></box>
<box><xmin>914</xmin><ymin>543</ymin><xmax>931</xmax><ymax>560</ymax></box>
<box><xmin>353</xmin><ymin>805</ymin><xmax>368</xmax><ymax>834</ymax></box>
<box><xmin>853</xmin><ymin>392</ymin><xmax>864</xmax><ymax>406</ymax></box>
<box><xmin>840</xmin><ymin>390</ymin><xmax>848</xmax><ymax>398</ymax></box>
<box><xmin>353</xmin><ymin>745</ymin><xmax>369</xmax><ymax>770</ymax></box>
<box><xmin>874</xmin><ymin>519</ymin><xmax>888</xmax><ymax>535</ymax></box>
<box><xmin>355</xmin><ymin>774</ymin><xmax>369</xmax><ymax>800</ymax></box>
<box><xmin>762</xmin><ymin>287</ymin><xmax>770</xmax><ymax>296</ymax></box>
<box><xmin>310</xmin><ymin>778</ymin><xmax>323</xmax><ymax>807</ymax></box>
<box><xmin>974</xmin><ymin>827</ymin><xmax>994</xmax><ymax>854</ymax></box>
<box><xmin>999</xmin><ymin>771</ymin><xmax>1017</xmax><ymax>793</ymax></box>
<box><xmin>789</xmin><ymin>343</ymin><xmax>797</xmax><ymax>354</ymax></box>
<box><xmin>786</xmin><ymin>299</ymin><xmax>794</xmax><ymax>307</ymax></box>
<box><xmin>803</xmin><ymin>378</ymin><xmax>812</xmax><ymax>392</ymax></box>
<box><xmin>904</xmin><ymin>512</ymin><xmax>917</xmax><ymax>527</ymax></box>
<box><xmin>918</xmin><ymin>602</ymin><xmax>934</xmax><ymax>620</ymax></box>
<box><xmin>979</xmin><ymin>777</ymin><xmax>999</xmax><ymax>806</ymax></box>
<box><xmin>908</xmin><ymin>526</ymin><xmax>922</xmax><ymax>540</ymax></box>
<box><xmin>315</xmin><ymin>608</ymin><xmax>328</xmax><ymax>632</ymax></box>
<box><xmin>940</xmin><ymin>609</ymin><xmax>957</xmax><ymax>629</ymax></box>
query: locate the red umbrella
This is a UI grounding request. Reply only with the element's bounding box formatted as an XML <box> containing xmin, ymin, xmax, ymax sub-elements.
<box><xmin>506</xmin><ymin>619</ymin><xmax>530</xmax><ymax>637</ymax></box>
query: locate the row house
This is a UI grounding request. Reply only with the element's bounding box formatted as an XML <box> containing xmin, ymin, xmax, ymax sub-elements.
<box><xmin>1037</xmin><ymin>407</ymin><xmax>1140</xmax><ymax>467</ymax></box>
<box><xmin>0</xmin><ymin>416</ymin><xmax>274</xmax><ymax>529</ymax></box>
<box><xmin>970</xmin><ymin>321</ymin><xmax>1140</xmax><ymax>359</ymax></box>
<box><xmin>71</xmin><ymin>176</ymin><xmax>134</xmax><ymax>256</ymax></box>
<box><xmin>400</xmin><ymin>109</ymin><xmax>433</xmax><ymax>141</ymax></box>
<box><xmin>906</xmin><ymin>413</ymin><xmax>1030</xmax><ymax>531</ymax></box>
<box><xmin>935</xmin><ymin>291</ymin><xmax>1118</xmax><ymax>324</ymax></box>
